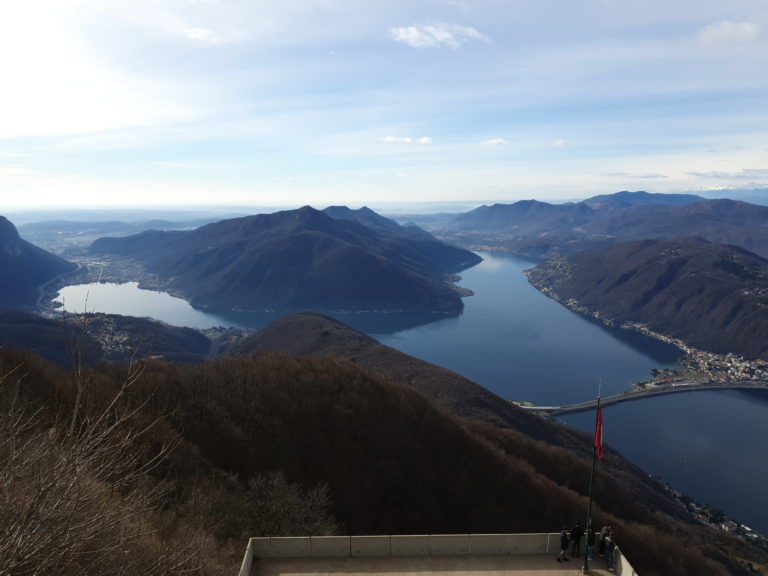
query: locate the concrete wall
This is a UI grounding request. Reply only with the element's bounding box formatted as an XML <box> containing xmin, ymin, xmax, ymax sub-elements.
<box><xmin>249</xmin><ymin>538</ymin><xmax>270</xmax><ymax>559</ymax></box>
<box><xmin>269</xmin><ymin>537</ymin><xmax>311</xmax><ymax>558</ymax></box>
<box><xmin>240</xmin><ymin>534</ymin><xmax>639</xmax><ymax>576</ymax></box>
<box><xmin>428</xmin><ymin>534</ymin><xmax>470</xmax><ymax>555</ymax></box>
<box><xmin>238</xmin><ymin>538</ymin><xmax>255</xmax><ymax>576</ymax></box>
<box><xmin>468</xmin><ymin>534</ymin><xmax>509</xmax><ymax>555</ymax></box>
<box><xmin>391</xmin><ymin>535</ymin><xmax>430</xmax><ymax>556</ymax></box>
<box><xmin>351</xmin><ymin>535</ymin><xmax>391</xmax><ymax>556</ymax></box>
<box><xmin>616</xmin><ymin>548</ymin><xmax>638</xmax><ymax>576</ymax></box>
<box><xmin>508</xmin><ymin>533</ymin><xmax>550</xmax><ymax>554</ymax></box>
<box><xmin>311</xmin><ymin>536</ymin><xmax>351</xmax><ymax>557</ymax></box>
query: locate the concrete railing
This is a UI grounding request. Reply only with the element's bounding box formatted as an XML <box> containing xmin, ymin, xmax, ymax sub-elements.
<box><xmin>239</xmin><ymin>533</ymin><xmax>639</xmax><ymax>575</ymax></box>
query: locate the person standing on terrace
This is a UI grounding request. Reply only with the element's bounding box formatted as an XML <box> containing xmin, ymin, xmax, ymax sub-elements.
<box><xmin>556</xmin><ymin>527</ymin><xmax>570</xmax><ymax>563</ymax></box>
<box><xmin>586</xmin><ymin>525</ymin><xmax>596</xmax><ymax>560</ymax></box>
<box><xmin>570</xmin><ymin>521</ymin><xmax>584</xmax><ymax>557</ymax></box>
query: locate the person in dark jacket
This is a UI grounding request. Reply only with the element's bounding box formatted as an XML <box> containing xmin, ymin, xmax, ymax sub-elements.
<box><xmin>570</xmin><ymin>521</ymin><xmax>584</xmax><ymax>557</ymax></box>
<box><xmin>556</xmin><ymin>527</ymin><xmax>570</xmax><ymax>563</ymax></box>
<box><xmin>586</xmin><ymin>525</ymin><xmax>597</xmax><ymax>560</ymax></box>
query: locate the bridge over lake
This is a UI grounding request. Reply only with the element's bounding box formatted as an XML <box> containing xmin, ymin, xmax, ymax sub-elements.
<box><xmin>518</xmin><ymin>379</ymin><xmax>768</xmax><ymax>416</ymax></box>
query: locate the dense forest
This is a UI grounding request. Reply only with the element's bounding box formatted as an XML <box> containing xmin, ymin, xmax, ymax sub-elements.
<box><xmin>2</xmin><ymin>336</ymin><xmax>766</xmax><ymax>575</ymax></box>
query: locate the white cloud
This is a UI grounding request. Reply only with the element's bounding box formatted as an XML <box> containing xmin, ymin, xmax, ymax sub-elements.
<box><xmin>182</xmin><ymin>26</ymin><xmax>228</xmax><ymax>44</ymax></box>
<box><xmin>551</xmin><ymin>139</ymin><xmax>574</xmax><ymax>149</ymax></box>
<box><xmin>481</xmin><ymin>138</ymin><xmax>507</xmax><ymax>146</ymax></box>
<box><xmin>688</xmin><ymin>168</ymin><xmax>768</xmax><ymax>180</ymax></box>
<box><xmin>380</xmin><ymin>136</ymin><xmax>413</xmax><ymax>143</ymax></box>
<box><xmin>602</xmin><ymin>172</ymin><xmax>668</xmax><ymax>179</ymax></box>
<box><xmin>389</xmin><ymin>23</ymin><xmax>489</xmax><ymax>49</ymax></box>
<box><xmin>154</xmin><ymin>160</ymin><xmax>226</xmax><ymax>170</ymax></box>
<box><xmin>379</xmin><ymin>136</ymin><xmax>433</xmax><ymax>144</ymax></box>
<box><xmin>697</xmin><ymin>20</ymin><xmax>762</xmax><ymax>48</ymax></box>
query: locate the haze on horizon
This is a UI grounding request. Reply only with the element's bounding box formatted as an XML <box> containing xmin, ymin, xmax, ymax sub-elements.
<box><xmin>1</xmin><ymin>0</ymin><xmax>767</xmax><ymax>211</ymax></box>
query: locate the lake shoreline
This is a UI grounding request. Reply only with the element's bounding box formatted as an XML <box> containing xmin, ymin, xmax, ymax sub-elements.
<box><xmin>524</xmin><ymin>267</ymin><xmax>768</xmax><ymax>385</ymax></box>
<box><xmin>45</xmin><ymin>251</ymin><xmax>768</xmax><ymax>536</ymax></box>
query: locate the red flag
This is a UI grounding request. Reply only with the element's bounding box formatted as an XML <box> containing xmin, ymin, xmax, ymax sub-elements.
<box><xmin>594</xmin><ymin>404</ymin><xmax>603</xmax><ymax>460</ymax></box>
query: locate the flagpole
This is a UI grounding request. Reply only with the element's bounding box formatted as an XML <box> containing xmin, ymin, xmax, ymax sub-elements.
<box><xmin>582</xmin><ymin>383</ymin><xmax>603</xmax><ymax>575</ymax></box>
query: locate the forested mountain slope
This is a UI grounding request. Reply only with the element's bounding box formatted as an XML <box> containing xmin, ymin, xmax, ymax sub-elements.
<box><xmin>0</xmin><ymin>310</ymin><xmax>212</xmax><ymax>365</ymax></box>
<box><xmin>2</xmin><ymin>346</ymin><xmax>764</xmax><ymax>576</ymax></box>
<box><xmin>0</xmin><ymin>215</ymin><xmax>76</xmax><ymax>308</ymax></box>
<box><xmin>527</xmin><ymin>237</ymin><xmax>768</xmax><ymax>360</ymax></box>
<box><xmin>89</xmin><ymin>206</ymin><xmax>480</xmax><ymax>314</ymax></box>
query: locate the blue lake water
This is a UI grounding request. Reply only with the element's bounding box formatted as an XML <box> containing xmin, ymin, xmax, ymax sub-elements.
<box><xmin>373</xmin><ymin>252</ymin><xmax>680</xmax><ymax>405</ymax></box>
<box><xmin>55</xmin><ymin>252</ymin><xmax>768</xmax><ymax>533</ymax></box>
<box><xmin>54</xmin><ymin>282</ymin><xmax>242</xmax><ymax>328</ymax></box>
<box><xmin>563</xmin><ymin>389</ymin><xmax>768</xmax><ymax>532</ymax></box>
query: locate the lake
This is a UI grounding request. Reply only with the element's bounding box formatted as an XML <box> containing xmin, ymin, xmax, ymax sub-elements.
<box><xmin>55</xmin><ymin>252</ymin><xmax>768</xmax><ymax>533</ymax></box>
<box><xmin>54</xmin><ymin>282</ymin><xmax>243</xmax><ymax>329</ymax></box>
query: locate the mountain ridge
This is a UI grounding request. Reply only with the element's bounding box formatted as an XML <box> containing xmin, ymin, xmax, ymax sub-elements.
<box><xmin>220</xmin><ymin>312</ymin><xmax>565</xmax><ymax>440</ymax></box>
<box><xmin>435</xmin><ymin>193</ymin><xmax>768</xmax><ymax>259</ymax></box>
<box><xmin>89</xmin><ymin>206</ymin><xmax>481</xmax><ymax>314</ymax></box>
<box><xmin>0</xmin><ymin>215</ymin><xmax>77</xmax><ymax>309</ymax></box>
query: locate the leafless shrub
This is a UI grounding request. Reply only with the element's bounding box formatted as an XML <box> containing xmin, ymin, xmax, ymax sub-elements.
<box><xmin>0</xmin><ymin>317</ymin><xmax>200</xmax><ymax>576</ymax></box>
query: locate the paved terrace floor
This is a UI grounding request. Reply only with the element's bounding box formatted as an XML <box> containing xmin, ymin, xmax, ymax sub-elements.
<box><xmin>255</xmin><ymin>554</ymin><xmax>616</xmax><ymax>576</ymax></box>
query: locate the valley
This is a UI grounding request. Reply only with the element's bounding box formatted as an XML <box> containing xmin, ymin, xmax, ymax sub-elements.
<box><xmin>35</xmin><ymin>248</ymin><xmax>768</xmax><ymax>540</ymax></box>
<box><xmin>3</xmin><ymin>193</ymin><xmax>768</xmax><ymax>576</ymax></box>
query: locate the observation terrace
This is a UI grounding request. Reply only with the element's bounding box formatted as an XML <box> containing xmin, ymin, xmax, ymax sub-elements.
<box><xmin>239</xmin><ymin>534</ymin><xmax>638</xmax><ymax>576</ymax></box>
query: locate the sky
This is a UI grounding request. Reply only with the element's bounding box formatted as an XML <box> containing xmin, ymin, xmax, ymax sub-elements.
<box><xmin>0</xmin><ymin>0</ymin><xmax>767</xmax><ymax>210</ymax></box>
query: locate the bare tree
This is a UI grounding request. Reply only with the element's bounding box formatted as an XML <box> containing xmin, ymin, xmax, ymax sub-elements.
<box><xmin>0</xmin><ymin>317</ymin><xmax>200</xmax><ymax>576</ymax></box>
